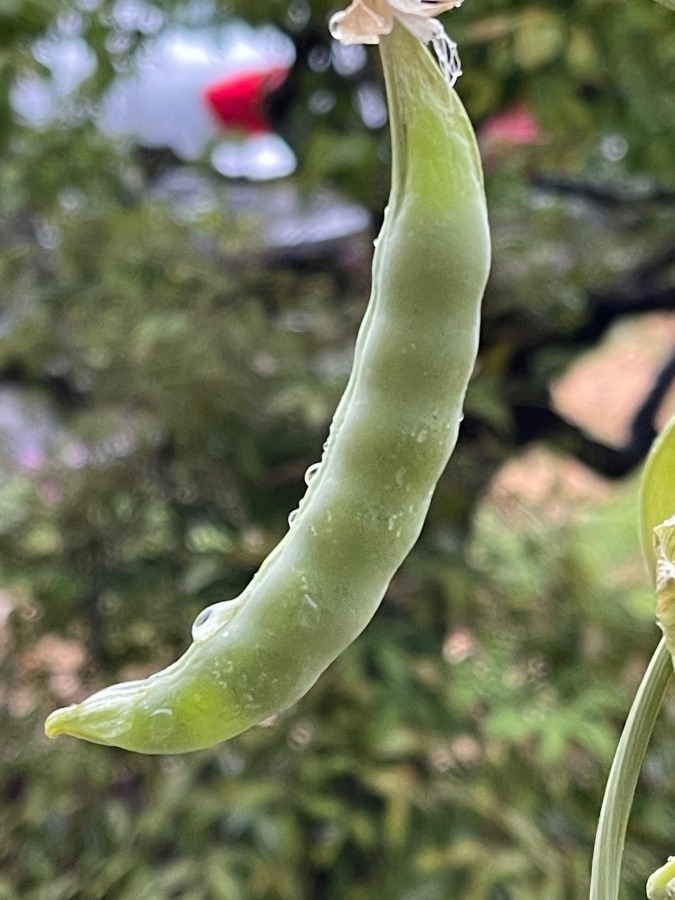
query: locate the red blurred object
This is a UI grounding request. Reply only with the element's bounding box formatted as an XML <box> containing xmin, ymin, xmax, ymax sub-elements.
<box><xmin>204</xmin><ymin>66</ymin><xmax>289</xmax><ymax>134</ymax></box>
<box><xmin>480</xmin><ymin>103</ymin><xmax>541</xmax><ymax>146</ymax></box>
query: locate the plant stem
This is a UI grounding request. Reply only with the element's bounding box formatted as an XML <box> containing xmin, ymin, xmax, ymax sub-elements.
<box><xmin>590</xmin><ymin>638</ymin><xmax>672</xmax><ymax>899</ymax></box>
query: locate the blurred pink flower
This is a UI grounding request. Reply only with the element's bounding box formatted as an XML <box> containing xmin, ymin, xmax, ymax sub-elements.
<box><xmin>480</xmin><ymin>103</ymin><xmax>541</xmax><ymax>147</ymax></box>
<box><xmin>17</xmin><ymin>445</ymin><xmax>45</xmax><ymax>471</ymax></box>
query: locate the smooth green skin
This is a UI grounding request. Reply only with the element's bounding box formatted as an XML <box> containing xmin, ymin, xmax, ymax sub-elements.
<box><xmin>640</xmin><ymin>416</ymin><xmax>675</xmax><ymax>584</ymax></box>
<box><xmin>638</xmin><ymin>420</ymin><xmax>675</xmax><ymax>900</ymax></box>
<box><xmin>647</xmin><ymin>857</ymin><xmax>675</xmax><ymax>899</ymax></box>
<box><xmin>45</xmin><ymin>24</ymin><xmax>491</xmax><ymax>753</ymax></box>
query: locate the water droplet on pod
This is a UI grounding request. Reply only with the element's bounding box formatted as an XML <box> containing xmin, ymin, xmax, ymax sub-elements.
<box><xmin>299</xmin><ymin>593</ymin><xmax>320</xmax><ymax>628</ymax></box>
<box><xmin>99</xmin><ymin>714</ymin><xmax>131</xmax><ymax>740</ymax></box>
<box><xmin>149</xmin><ymin>707</ymin><xmax>175</xmax><ymax>740</ymax></box>
<box><xmin>192</xmin><ymin>597</ymin><xmax>242</xmax><ymax>642</ymax></box>
<box><xmin>416</xmin><ymin>429</ymin><xmax>428</xmax><ymax>444</ymax></box>
<box><xmin>288</xmin><ymin>508</ymin><xmax>299</xmax><ymax>528</ymax></box>
<box><xmin>304</xmin><ymin>462</ymin><xmax>321</xmax><ymax>485</ymax></box>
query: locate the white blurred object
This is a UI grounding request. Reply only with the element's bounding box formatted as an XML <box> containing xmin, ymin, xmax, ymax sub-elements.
<box><xmin>11</xmin><ymin>18</ymin><xmax>297</xmax><ymax>178</ymax></box>
<box><xmin>211</xmin><ymin>133</ymin><xmax>297</xmax><ymax>181</ymax></box>
<box><xmin>9</xmin><ymin>10</ymin><xmax>372</xmax><ymax>250</ymax></box>
<box><xmin>99</xmin><ymin>23</ymin><xmax>295</xmax><ymax>162</ymax></box>
<box><xmin>11</xmin><ymin>37</ymin><xmax>96</xmax><ymax>126</ymax></box>
<box><xmin>0</xmin><ymin>387</ymin><xmax>64</xmax><ymax>474</ymax></box>
<box><xmin>152</xmin><ymin>169</ymin><xmax>371</xmax><ymax>256</ymax></box>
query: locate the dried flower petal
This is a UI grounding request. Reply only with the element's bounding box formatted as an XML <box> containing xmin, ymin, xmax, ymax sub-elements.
<box><xmin>329</xmin><ymin>0</ymin><xmax>464</xmax><ymax>85</ymax></box>
<box><xmin>330</xmin><ymin>0</ymin><xmax>393</xmax><ymax>45</ymax></box>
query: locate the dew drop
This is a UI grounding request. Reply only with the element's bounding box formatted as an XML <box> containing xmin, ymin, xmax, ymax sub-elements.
<box><xmin>299</xmin><ymin>593</ymin><xmax>320</xmax><ymax>627</ymax></box>
<box><xmin>304</xmin><ymin>462</ymin><xmax>321</xmax><ymax>485</ymax></box>
<box><xmin>192</xmin><ymin>606</ymin><xmax>215</xmax><ymax>640</ymax></box>
<box><xmin>99</xmin><ymin>714</ymin><xmax>131</xmax><ymax>740</ymax></box>
<box><xmin>416</xmin><ymin>429</ymin><xmax>429</xmax><ymax>444</ymax></box>
<box><xmin>149</xmin><ymin>707</ymin><xmax>174</xmax><ymax>741</ymax></box>
<box><xmin>288</xmin><ymin>508</ymin><xmax>299</xmax><ymax>528</ymax></box>
<box><xmin>192</xmin><ymin>597</ymin><xmax>242</xmax><ymax>642</ymax></box>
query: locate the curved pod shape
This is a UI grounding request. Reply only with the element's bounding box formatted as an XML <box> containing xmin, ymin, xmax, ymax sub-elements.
<box><xmin>45</xmin><ymin>24</ymin><xmax>491</xmax><ymax>753</ymax></box>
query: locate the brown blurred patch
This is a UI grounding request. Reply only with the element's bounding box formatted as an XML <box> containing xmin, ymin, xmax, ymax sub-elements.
<box><xmin>553</xmin><ymin>312</ymin><xmax>675</xmax><ymax>446</ymax></box>
<box><xmin>20</xmin><ymin>634</ymin><xmax>88</xmax><ymax>704</ymax></box>
<box><xmin>490</xmin><ymin>445</ymin><xmax>612</xmax><ymax>524</ymax></box>
<box><xmin>490</xmin><ymin>312</ymin><xmax>675</xmax><ymax>512</ymax></box>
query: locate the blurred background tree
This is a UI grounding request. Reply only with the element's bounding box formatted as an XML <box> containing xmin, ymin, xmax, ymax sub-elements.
<box><xmin>1</xmin><ymin>0</ymin><xmax>674</xmax><ymax>897</ymax></box>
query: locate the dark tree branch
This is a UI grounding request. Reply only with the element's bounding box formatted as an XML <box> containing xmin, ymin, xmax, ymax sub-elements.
<box><xmin>0</xmin><ymin>362</ymin><xmax>87</xmax><ymax>410</ymax></box>
<box><xmin>579</xmin><ymin>287</ymin><xmax>675</xmax><ymax>344</ymax></box>
<box><xmin>513</xmin><ymin>348</ymin><xmax>675</xmax><ymax>479</ymax></box>
<box><xmin>531</xmin><ymin>174</ymin><xmax>675</xmax><ymax>208</ymax></box>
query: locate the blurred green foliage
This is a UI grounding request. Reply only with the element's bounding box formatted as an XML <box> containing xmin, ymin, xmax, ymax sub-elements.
<box><xmin>1</xmin><ymin>0</ymin><xmax>675</xmax><ymax>897</ymax></box>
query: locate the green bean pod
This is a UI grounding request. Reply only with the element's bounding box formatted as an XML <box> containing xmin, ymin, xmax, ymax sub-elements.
<box><xmin>45</xmin><ymin>23</ymin><xmax>491</xmax><ymax>754</ymax></box>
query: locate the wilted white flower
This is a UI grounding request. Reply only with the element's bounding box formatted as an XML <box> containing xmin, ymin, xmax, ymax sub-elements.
<box><xmin>329</xmin><ymin>0</ymin><xmax>463</xmax><ymax>85</ymax></box>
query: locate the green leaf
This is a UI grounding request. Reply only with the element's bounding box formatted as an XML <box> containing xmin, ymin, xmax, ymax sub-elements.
<box><xmin>640</xmin><ymin>416</ymin><xmax>675</xmax><ymax>583</ymax></box>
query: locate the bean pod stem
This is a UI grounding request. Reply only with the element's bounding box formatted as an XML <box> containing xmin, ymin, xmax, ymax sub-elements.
<box><xmin>45</xmin><ymin>23</ymin><xmax>490</xmax><ymax>754</ymax></box>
